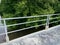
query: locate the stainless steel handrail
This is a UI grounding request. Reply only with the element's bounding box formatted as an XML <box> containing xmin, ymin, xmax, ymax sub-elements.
<box><xmin>0</xmin><ymin>14</ymin><xmax>60</xmax><ymax>43</ymax></box>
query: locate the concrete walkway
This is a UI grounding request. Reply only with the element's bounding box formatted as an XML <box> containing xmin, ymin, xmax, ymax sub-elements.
<box><xmin>1</xmin><ymin>25</ymin><xmax>60</xmax><ymax>45</ymax></box>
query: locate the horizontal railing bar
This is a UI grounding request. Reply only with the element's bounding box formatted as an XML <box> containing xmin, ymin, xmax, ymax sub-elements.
<box><xmin>1</xmin><ymin>15</ymin><xmax>47</xmax><ymax>20</ymax></box>
<box><xmin>50</xmin><ymin>17</ymin><xmax>60</xmax><ymax>20</ymax></box>
<box><xmin>0</xmin><ymin>20</ymin><xmax>60</xmax><ymax>36</ymax></box>
<box><xmin>8</xmin><ymin>23</ymin><xmax>46</xmax><ymax>34</ymax></box>
<box><xmin>0</xmin><ymin>23</ymin><xmax>45</xmax><ymax>36</ymax></box>
<box><xmin>0</xmin><ymin>16</ymin><xmax>59</xmax><ymax>27</ymax></box>
<box><xmin>50</xmin><ymin>20</ymin><xmax>60</xmax><ymax>24</ymax></box>
<box><xmin>7</xmin><ymin>19</ymin><xmax>46</xmax><ymax>27</ymax></box>
<box><xmin>7</xmin><ymin>17</ymin><xmax>60</xmax><ymax>27</ymax></box>
<box><xmin>0</xmin><ymin>17</ymin><xmax>59</xmax><ymax>27</ymax></box>
<box><xmin>1</xmin><ymin>13</ymin><xmax>60</xmax><ymax>20</ymax></box>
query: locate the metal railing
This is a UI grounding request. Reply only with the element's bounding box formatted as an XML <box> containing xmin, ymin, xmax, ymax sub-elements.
<box><xmin>0</xmin><ymin>13</ymin><xmax>60</xmax><ymax>43</ymax></box>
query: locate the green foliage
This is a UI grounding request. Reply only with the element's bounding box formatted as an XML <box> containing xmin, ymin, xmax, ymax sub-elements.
<box><xmin>0</xmin><ymin>0</ymin><xmax>60</xmax><ymax>30</ymax></box>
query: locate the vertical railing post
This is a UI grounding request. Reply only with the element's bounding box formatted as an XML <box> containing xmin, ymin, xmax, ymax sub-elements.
<box><xmin>0</xmin><ymin>16</ymin><xmax>1</xmax><ymax>24</ymax></box>
<box><xmin>45</xmin><ymin>15</ymin><xmax>50</xmax><ymax>29</ymax></box>
<box><xmin>3</xmin><ymin>19</ymin><xmax>9</xmax><ymax>42</ymax></box>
